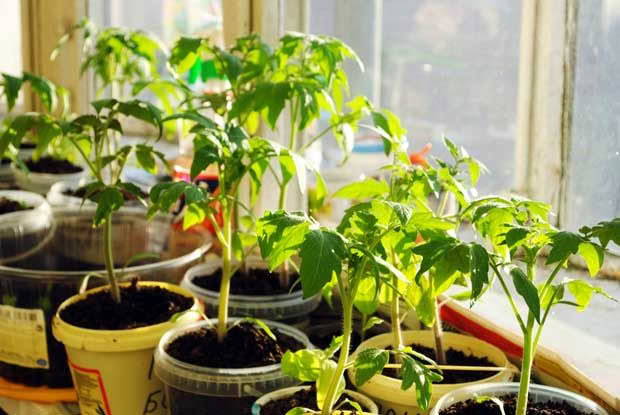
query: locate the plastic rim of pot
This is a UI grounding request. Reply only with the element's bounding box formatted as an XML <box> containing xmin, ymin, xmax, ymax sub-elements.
<box><xmin>349</xmin><ymin>330</ymin><xmax>515</xmax><ymax>415</ymax></box>
<box><xmin>252</xmin><ymin>385</ymin><xmax>380</xmax><ymax>415</ymax></box>
<box><xmin>52</xmin><ymin>281</ymin><xmax>202</xmax><ymax>415</ymax></box>
<box><xmin>153</xmin><ymin>318</ymin><xmax>312</xmax><ymax>411</ymax></box>
<box><xmin>11</xmin><ymin>163</ymin><xmax>87</xmax><ymax>195</ymax></box>
<box><xmin>181</xmin><ymin>257</ymin><xmax>321</xmax><ymax>323</ymax></box>
<box><xmin>0</xmin><ymin>190</ymin><xmax>55</xmax><ymax>264</ymax></box>
<box><xmin>430</xmin><ymin>382</ymin><xmax>609</xmax><ymax>415</ymax></box>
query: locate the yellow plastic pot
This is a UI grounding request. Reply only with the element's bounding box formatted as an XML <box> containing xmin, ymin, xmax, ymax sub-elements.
<box><xmin>52</xmin><ymin>282</ymin><xmax>201</xmax><ymax>415</ymax></box>
<box><xmin>349</xmin><ymin>331</ymin><xmax>515</xmax><ymax>415</ymax></box>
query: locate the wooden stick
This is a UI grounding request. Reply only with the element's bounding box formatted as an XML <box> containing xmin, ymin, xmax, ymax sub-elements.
<box><xmin>384</xmin><ymin>364</ymin><xmax>519</xmax><ymax>372</ymax></box>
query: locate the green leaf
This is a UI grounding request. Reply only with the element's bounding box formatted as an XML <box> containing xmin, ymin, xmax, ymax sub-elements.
<box><xmin>281</xmin><ymin>349</ymin><xmax>324</xmax><ymax>382</ymax></box>
<box><xmin>169</xmin><ymin>37</ymin><xmax>204</xmax><ymax>74</ymax></box>
<box><xmin>565</xmin><ymin>279</ymin><xmax>616</xmax><ymax>311</ymax></box>
<box><xmin>400</xmin><ymin>355</ymin><xmax>436</xmax><ymax>410</ymax></box>
<box><xmin>363</xmin><ymin>316</ymin><xmax>385</xmax><ymax>332</ymax></box>
<box><xmin>93</xmin><ymin>187</ymin><xmax>124</xmax><ymax>226</ymax></box>
<box><xmin>240</xmin><ymin>317</ymin><xmax>276</xmax><ymax>341</ymax></box>
<box><xmin>581</xmin><ymin>218</ymin><xmax>620</xmax><ymax>248</ymax></box>
<box><xmin>333</xmin><ymin>178</ymin><xmax>389</xmax><ymax>200</ymax></box>
<box><xmin>135</xmin><ymin>145</ymin><xmax>157</xmax><ymax>174</ymax></box>
<box><xmin>190</xmin><ymin>145</ymin><xmax>218</xmax><ymax>181</ymax></box>
<box><xmin>23</xmin><ymin>72</ymin><xmax>57</xmax><ymax>112</ymax></box>
<box><xmin>284</xmin><ymin>408</ymin><xmax>308</xmax><ymax>415</ymax></box>
<box><xmin>577</xmin><ymin>242</ymin><xmax>604</xmax><ymax>276</ymax></box>
<box><xmin>511</xmin><ymin>267</ymin><xmax>541</xmax><ymax>323</ymax></box>
<box><xmin>2</xmin><ymin>73</ymin><xmax>23</xmax><ymax>111</ymax></box>
<box><xmin>257</xmin><ymin>210</ymin><xmax>310</xmax><ymax>270</ymax></box>
<box><xmin>353</xmin><ymin>348</ymin><xmax>389</xmax><ymax>386</ymax></box>
<box><xmin>354</xmin><ymin>276</ymin><xmax>379</xmax><ymax>315</ymax></box>
<box><xmin>470</xmin><ymin>243</ymin><xmax>489</xmax><ymax>302</ymax></box>
<box><xmin>546</xmin><ymin>231</ymin><xmax>583</xmax><ymax>265</ymax></box>
<box><xmin>299</xmin><ymin>229</ymin><xmax>346</xmax><ymax>299</ymax></box>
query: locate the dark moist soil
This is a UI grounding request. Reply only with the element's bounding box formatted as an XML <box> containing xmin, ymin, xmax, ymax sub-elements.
<box><xmin>25</xmin><ymin>156</ymin><xmax>83</xmax><ymax>174</ymax></box>
<box><xmin>19</xmin><ymin>142</ymin><xmax>36</xmax><ymax>150</ymax></box>
<box><xmin>384</xmin><ymin>343</ymin><xmax>496</xmax><ymax>384</ymax></box>
<box><xmin>0</xmin><ymin>197</ymin><xmax>32</xmax><ymax>215</ymax></box>
<box><xmin>59</xmin><ymin>281</ymin><xmax>193</xmax><ymax>330</ymax></box>
<box><xmin>166</xmin><ymin>322</ymin><xmax>304</xmax><ymax>368</ymax></box>
<box><xmin>439</xmin><ymin>394</ymin><xmax>596</xmax><ymax>415</ymax></box>
<box><xmin>261</xmin><ymin>386</ymin><xmax>367</xmax><ymax>415</ymax></box>
<box><xmin>192</xmin><ymin>267</ymin><xmax>301</xmax><ymax>296</ymax></box>
<box><xmin>63</xmin><ymin>184</ymin><xmax>146</xmax><ymax>201</ymax></box>
<box><xmin>309</xmin><ymin>327</ymin><xmax>362</xmax><ymax>353</ymax></box>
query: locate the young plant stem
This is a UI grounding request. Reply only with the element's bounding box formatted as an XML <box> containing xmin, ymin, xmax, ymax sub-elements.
<box><xmin>390</xmin><ymin>249</ymin><xmax>404</xmax><ymax>353</ymax></box>
<box><xmin>432</xmin><ymin>299</ymin><xmax>447</xmax><ymax>365</ymax></box>
<box><xmin>216</xmin><ymin>204</ymin><xmax>233</xmax><ymax>342</ymax></box>
<box><xmin>516</xmin><ymin>314</ymin><xmax>535</xmax><ymax>415</ymax></box>
<box><xmin>103</xmin><ymin>217</ymin><xmax>121</xmax><ymax>303</ymax></box>
<box><xmin>322</xmin><ymin>296</ymin><xmax>354</xmax><ymax>415</ymax></box>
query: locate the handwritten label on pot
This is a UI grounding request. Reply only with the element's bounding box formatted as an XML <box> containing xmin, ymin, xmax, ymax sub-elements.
<box><xmin>69</xmin><ymin>361</ymin><xmax>112</xmax><ymax>415</ymax></box>
<box><xmin>0</xmin><ymin>305</ymin><xmax>49</xmax><ymax>369</ymax></box>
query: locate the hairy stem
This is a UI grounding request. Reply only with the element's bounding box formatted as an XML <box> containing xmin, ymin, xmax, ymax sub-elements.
<box><xmin>216</xmin><ymin>205</ymin><xmax>233</xmax><ymax>342</ymax></box>
<box><xmin>516</xmin><ymin>314</ymin><xmax>536</xmax><ymax>415</ymax></box>
<box><xmin>103</xmin><ymin>217</ymin><xmax>121</xmax><ymax>303</ymax></box>
<box><xmin>321</xmin><ymin>297</ymin><xmax>353</xmax><ymax>415</ymax></box>
<box><xmin>432</xmin><ymin>299</ymin><xmax>447</xmax><ymax>365</ymax></box>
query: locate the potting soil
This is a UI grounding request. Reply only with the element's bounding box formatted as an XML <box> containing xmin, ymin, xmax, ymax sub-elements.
<box><xmin>439</xmin><ymin>394</ymin><xmax>597</xmax><ymax>415</ymax></box>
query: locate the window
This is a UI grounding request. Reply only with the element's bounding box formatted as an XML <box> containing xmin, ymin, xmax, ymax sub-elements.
<box><xmin>0</xmin><ymin>0</ymin><xmax>23</xmax><ymax>112</ymax></box>
<box><xmin>308</xmin><ymin>0</ymin><xmax>522</xmax><ymax>195</ymax></box>
<box><xmin>565</xmin><ymin>1</ymin><xmax>620</xmax><ymax>233</ymax></box>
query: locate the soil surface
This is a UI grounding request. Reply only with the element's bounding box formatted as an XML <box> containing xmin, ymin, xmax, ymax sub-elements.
<box><xmin>192</xmin><ymin>267</ymin><xmax>301</xmax><ymax>296</ymax></box>
<box><xmin>64</xmin><ymin>184</ymin><xmax>146</xmax><ymax>201</ymax></box>
<box><xmin>309</xmin><ymin>327</ymin><xmax>362</xmax><ymax>353</ymax></box>
<box><xmin>261</xmin><ymin>386</ymin><xmax>367</xmax><ymax>415</ymax></box>
<box><xmin>59</xmin><ymin>281</ymin><xmax>193</xmax><ymax>330</ymax></box>
<box><xmin>25</xmin><ymin>157</ymin><xmax>83</xmax><ymax>174</ymax></box>
<box><xmin>439</xmin><ymin>394</ymin><xmax>596</xmax><ymax>415</ymax></box>
<box><xmin>0</xmin><ymin>197</ymin><xmax>32</xmax><ymax>215</ymax></box>
<box><xmin>165</xmin><ymin>322</ymin><xmax>304</xmax><ymax>368</ymax></box>
<box><xmin>19</xmin><ymin>142</ymin><xmax>36</xmax><ymax>150</ymax></box>
<box><xmin>384</xmin><ymin>343</ymin><xmax>496</xmax><ymax>384</ymax></box>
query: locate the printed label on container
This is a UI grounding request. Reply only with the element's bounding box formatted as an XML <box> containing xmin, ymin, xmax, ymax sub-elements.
<box><xmin>0</xmin><ymin>305</ymin><xmax>49</xmax><ymax>369</ymax></box>
<box><xmin>69</xmin><ymin>361</ymin><xmax>112</xmax><ymax>415</ymax></box>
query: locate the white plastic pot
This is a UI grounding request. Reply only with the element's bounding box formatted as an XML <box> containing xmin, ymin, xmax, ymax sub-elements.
<box><xmin>52</xmin><ymin>282</ymin><xmax>202</xmax><ymax>415</ymax></box>
<box><xmin>47</xmin><ymin>181</ymin><xmax>147</xmax><ymax>209</ymax></box>
<box><xmin>182</xmin><ymin>257</ymin><xmax>321</xmax><ymax>327</ymax></box>
<box><xmin>12</xmin><ymin>164</ymin><xmax>87</xmax><ymax>195</ymax></box>
<box><xmin>350</xmin><ymin>331</ymin><xmax>515</xmax><ymax>415</ymax></box>
<box><xmin>154</xmin><ymin>318</ymin><xmax>312</xmax><ymax>415</ymax></box>
<box><xmin>0</xmin><ymin>190</ymin><xmax>54</xmax><ymax>264</ymax></box>
<box><xmin>430</xmin><ymin>383</ymin><xmax>609</xmax><ymax>415</ymax></box>
<box><xmin>252</xmin><ymin>386</ymin><xmax>380</xmax><ymax>415</ymax></box>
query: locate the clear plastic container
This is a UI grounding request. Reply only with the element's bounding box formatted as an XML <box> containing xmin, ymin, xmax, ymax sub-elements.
<box><xmin>11</xmin><ymin>164</ymin><xmax>87</xmax><ymax>195</ymax></box>
<box><xmin>0</xmin><ymin>210</ymin><xmax>209</xmax><ymax>389</ymax></box>
<box><xmin>252</xmin><ymin>386</ymin><xmax>380</xmax><ymax>415</ymax></box>
<box><xmin>154</xmin><ymin>319</ymin><xmax>312</xmax><ymax>415</ymax></box>
<box><xmin>47</xmin><ymin>181</ymin><xmax>147</xmax><ymax>209</ymax></box>
<box><xmin>0</xmin><ymin>190</ymin><xmax>54</xmax><ymax>264</ymax></box>
<box><xmin>182</xmin><ymin>257</ymin><xmax>321</xmax><ymax>326</ymax></box>
<box><xmin>430</xmin><ymin>383</ymin><xmax>609</xmax><ymax>415</ymax></box>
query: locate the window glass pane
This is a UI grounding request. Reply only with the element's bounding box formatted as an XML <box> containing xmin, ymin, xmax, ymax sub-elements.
<box><xmin>0</xmin><ymin>0</ymin><xmax>23</xmax><ymax>111</ymax></box>
<box><xmin>309</xmin><ymin>0</ymin><xmax>521</xmax><ymax>195</ymax></box>
<box><xmin>567</xmin><ymin>1</ymin><xmax>620</xmax><ymax>235</ymax></box>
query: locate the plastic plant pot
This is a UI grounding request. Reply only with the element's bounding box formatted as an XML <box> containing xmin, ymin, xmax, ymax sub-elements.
<box><xmin>154</xmin><ymin>319</ymin><xmax>312</xmax><ymax>415</ymax></box>
<box><xmin>11</xmin><ymin>164</ymin><xmax>87</xmax><ymax>195</ymax></box>
<box><xmin>52</xmin><ymin>282</ymin><xmax>202</xmax><ymax>415</ymax></box>
<box><xmin>252</xmin><ymin>386</ymin><xmax>380</xmax><ymax>415</ymax></box>
<box><xmin>182</xmin><ymin>257</ymin><xmax>321</xmax><ymax>328</ymax></box>
<box><xmin>0</xmin><ymin>216</ymin><xmax>208</xmax><ymax>390</ymax></box>
<box><xmin>52</xmin><ymin>206</ymin><xmax>170</xmax><ymax>267</ymax></box>
<box><xmin>349</xmin><ymin>331</ymin><xmax>515</xmax><ymax>415</ymax></box>
<box><xmin>0</xmin><ymin>190</ymin><xmax>54</xmax><ymax>264</ymax></box>
<box><xmin>430</xmin><ymin>383</ymin><xmax>609</xmax><ymax>415</ymax></box>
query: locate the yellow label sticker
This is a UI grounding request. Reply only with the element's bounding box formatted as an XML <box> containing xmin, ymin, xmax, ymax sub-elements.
<box><xmin>0</xmin><ymin>305</ymin><xmax>49</xmax><ymax>369</ymax></box>
<box><xmin>70</xmin><ymin>361</ymin><xmax>112</xmax><ymax>415</ymax></box>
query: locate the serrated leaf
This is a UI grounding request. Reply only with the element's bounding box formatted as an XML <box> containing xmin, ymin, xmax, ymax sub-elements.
<box><xmin>400</xmin><ymin>355</ymin><xmax>436</xmax><ymax>410</ymax></box>
<box><xmin>511</xmin><ymin>267</ymin><xmax>540</xmax><ymax>323</ymax></box>
<box><xmin>135</xmin><ymin>145</ymin><xmax>157</xmax><ymax>174</ymax></box>
<box><xmin>299</xmin><ymin>229</ymin><xmax>346</xmax><ymax>298</ymax></box>
<box><xmin>2</xmin><ymin>73</ymin><xmax>23</xmax><ymax>111</ymax></box>
<box><xmin>353</xmin><ymin>348</ymin><xmax>389</xmax><ymax>386</ymax></box>
<box><xmin>577</xmin><ymin>242</ymin><xmax>604</xmax><ymax>276</ymax></box>
<box><xmin>332</xmin><ymin>178</ymin><xmax>389</xmax><ymax>200</ymax></box>
<box><xmin>281</xmin><ymin>349</ymin><xmax>324</xmax><ymax>382</ymax></box>
<box><xmin>470</xmin><ymin>243</ymin><xmax>489</xmax><ymax>301</ymax></box>
<box><xmin>93</xmin><ymin>187</ymin><xmax>124</xmax><ymax>226</ymax></box>
<box><xmin>546</xmin><ymin>231</ymin><xmax>583</xmax><ymax>265</ymax></box>
<box><xmin>564</xmin><ymin>279</ymin><xmax>616</xmax><ymax>311</ymax></box>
